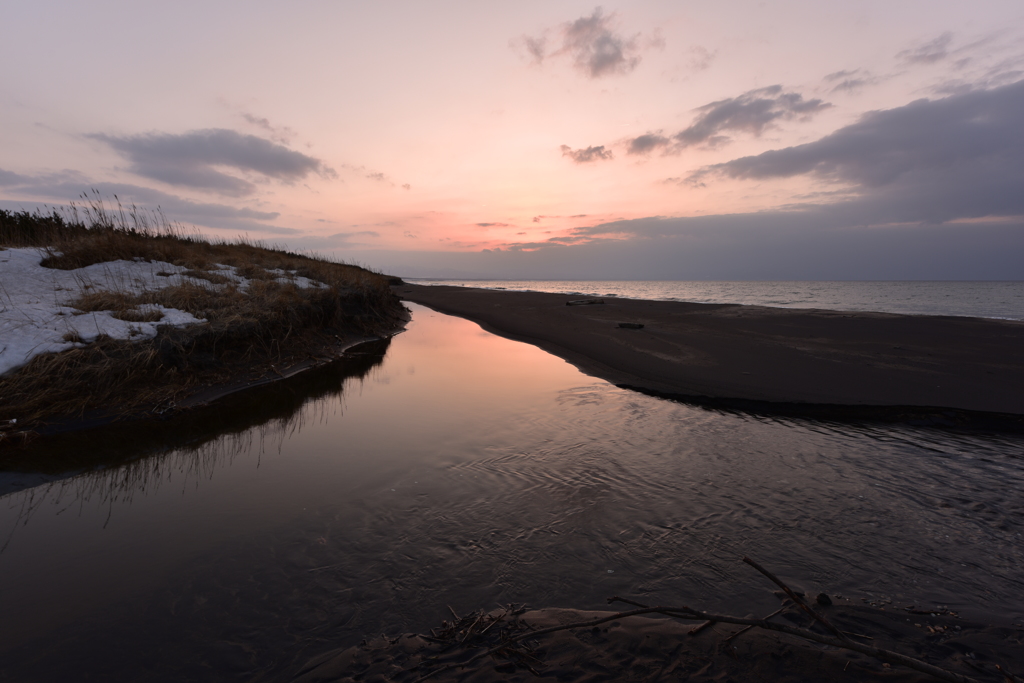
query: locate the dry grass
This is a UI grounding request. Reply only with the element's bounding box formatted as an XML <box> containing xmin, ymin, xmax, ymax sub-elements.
<box><xmin>182</xmin><ymin>269</ymin><xmax>232</xmax><ymax>285</ymax></box>
<box><xmin>69</xmin><ymin>291</ymin><xmax>165</xmax><ymax>323</ymax></box>
<box><xmin>113</xmin><ymin>309</ymin><xmax>165</xmax><ymax>323</ymax></box>
<box><xmin>0</xmin><ymin>194</ymin><xmax>406</xmax><ymax>432</ymax></box>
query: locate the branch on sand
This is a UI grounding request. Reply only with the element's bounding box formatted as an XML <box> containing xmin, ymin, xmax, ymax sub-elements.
<box><xmin>411</xmin><ymin>556</ymin><xmax>1019</xmax><ymax>683</ymax></box>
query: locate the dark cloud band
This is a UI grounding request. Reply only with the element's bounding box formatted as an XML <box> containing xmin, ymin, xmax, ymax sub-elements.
<box><xmin>90</xmin><ymin>128</ymin><xmax>336</xmax><ymax>197</ymax></box>
<box><xmin>687</xmin><ymin>78</ymin><xmax>1024</xmax><ymax>228</ymax></box>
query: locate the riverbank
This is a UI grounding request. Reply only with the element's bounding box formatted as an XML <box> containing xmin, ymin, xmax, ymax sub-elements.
<box><xmin>0</xmin><ymin>206</ymin><xmax>407</xmax><ymax>445</ymax></box>
<box><xmin>295</xmin><ymin>602</ymin><xmax>1022</xmax><ymax>682</ymax></box>
<box><xmin>396</xmin><ymin>284</ymin><xmax>1024</xmax><ymax>419</ymax></box>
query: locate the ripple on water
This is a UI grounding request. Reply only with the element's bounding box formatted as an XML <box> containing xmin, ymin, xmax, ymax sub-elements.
<box><xmin>0</xmin><ymin>303</ymin><xmax>1022</xmax><ymax>682</ymax></box>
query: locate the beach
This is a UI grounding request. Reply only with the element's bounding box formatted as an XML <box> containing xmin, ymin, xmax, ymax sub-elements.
<box><xmin>294</xmin><ymin>602</ymin><xmax>1022</xmax><ymax>682</ymax></box>
<box><xmin>395</xmin><ymin>284</ymin><xmax>1024</xmax><ymax>418</ymax></box>
<box><xmin>3</xmin><ymin>302</ymin><xmax>1023</xmax><ymax>682</ymax></box>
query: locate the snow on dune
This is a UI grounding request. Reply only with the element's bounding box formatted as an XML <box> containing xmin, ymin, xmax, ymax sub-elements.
<box><xmin>0</xmin><ymin>247</ymin><xmax>323</xmax><ymax>377</ymax></box>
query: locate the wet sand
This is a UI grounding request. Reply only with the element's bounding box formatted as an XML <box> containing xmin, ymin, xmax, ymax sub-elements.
<box><xmin>294</xmin><ymin>603</ymin><xmax>1023</xmax><ymax>682</ymax></box>
<box><xmin>396</xmin><ymin>284</ymin><xmax>1024</xmax><ymax>417</ymax></box>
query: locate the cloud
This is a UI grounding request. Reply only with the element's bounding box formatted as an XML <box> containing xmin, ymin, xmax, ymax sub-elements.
<box><xmin>0</xmin><ymin>169</ymin><xmax>31</xmax><ymax>186</ymax></box>
<box><xmin>90</xmin><ymin>128</ymin><xmax>336</xmax><ymax>197</ymax></box>
<box><xmin>687</xmin><ymin>46</ymin><xmax>715</xmax><ymax>72</ymax></box>
<box><xmin>0</xmin><ymin>170</ymin><xmax>300</xmax><ymax>234</ymax></box>
<box><xmin>687</xmin><ymin>79</ymin><xmax>1024</xmax><ymax>226</ymax></box>
<box><xmin>327</xmin><ymin>230</ymin><xmax>379</xmax><ymax>244</ymax></box>
<box><xmin>476</xmin><ymin>222</ymin><xmax>511</xmax><ymax>227</ymax></box>
<box><xmin>823</xmin><ymin>69</ymin><xmax>880</xmax><ymax>94</ymax></box>
<box><xmin>626</xmin><ymin>86</ymin><xmax>831</xmax><ymax>155</ymax></box>
<box><xmin>560</xmin><ymin>144</ymin><xmax>613</xmax><ymax>163</ymax></box>
<box><xmin>561</xmin><ymin>8</ymin><xmax>640</xmax><ymax>78</ymax></box>
<box><xmin>329</xmin><ymin>231</ymin><xmax>382</xmax><ymax>239</ymax></box>
<box><xmin>627</xmin><ymin>133</ymin><xmax>671</xmax><ymax>155</ymax></box>
<box><xmin>897</xmin><ymin>32</ymin><xmax>954</xmax><ymax>65</ymax></box>
<box><xmin>523</xmin><ymin>35</ymin><xmax>546</xmax><ymax>64</ymax></box>
<box><xmin>344</xmin><ymin>213</ymin><xmax>1024</xmax><ymax>280</ymax></box>
<box><xmin>332</xmin><ymin>163</ymin><xmax>407</xmax><ymax>188</ymax></box>
<box><xmin>519</xmin><ymin>8</ymin><xmax>645</xmax><ymax>78</ymax></box>
<box><xmin>241</xmin><ymin>113</ymin><xmax>296</xmax><ymax>144</ymax></box>
<box><xmin>339</xmin><ymin>82</ymin><xmax>1024</xmax><ymax>281</ymax></box>
<box><xmin>389</xmin><ymin>79</ymin><xmax>1024</xmax><ymax>280</ymax></box>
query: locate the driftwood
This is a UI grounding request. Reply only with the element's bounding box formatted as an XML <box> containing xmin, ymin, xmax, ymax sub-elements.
<box><xmin>408</xmin><ymin>557</ymin><xmax>1021</xmax><ymax>683</ymax></box>
<box><xmin>741</xmin><ymin>555</ymin><xmax>849</xmax><ymax>642</ymax></box>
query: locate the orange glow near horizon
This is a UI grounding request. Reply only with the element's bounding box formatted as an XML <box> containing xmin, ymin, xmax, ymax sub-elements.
<box><xmin>3</xmin><ymin>2</ymin><xmax>1024</xmax><ymax>278</ymax></box>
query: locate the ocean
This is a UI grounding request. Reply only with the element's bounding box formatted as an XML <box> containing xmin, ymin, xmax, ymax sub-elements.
<box><xmin>408</xmin><ymin>279</ymin><xmax>1024</xmax><ymax>321</ymax></box>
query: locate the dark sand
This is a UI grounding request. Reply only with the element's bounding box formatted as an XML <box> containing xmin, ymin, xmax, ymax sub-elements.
<box><xmin>397</xmin><ymin>285</ymin><xmax>1024</xmax><ymax>418</ymax></box>
<box><xmin>294</xmin><ymin>603</ymin><xmax>1023</xmax><ymax>682</ymax></box>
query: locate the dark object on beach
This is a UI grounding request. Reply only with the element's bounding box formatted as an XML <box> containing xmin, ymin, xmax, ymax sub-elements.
<box><xmin>817</xmin><ymin>592</ymin><xmax>833</xmax><ymax>606</ymax></box>
<box><xmin>618</xmin><ymin>322</ymin><xmax>644</xmax><ymax>329</ymax></box>
<box><xmin>566</xmin><ymin>299</ymin><xmax>604</xmax><ymax>306</ymax></box>
<box><xmin>395</xmin><ymin>556</ymin><xmax>991</xmax><ymax>683</ymax></box>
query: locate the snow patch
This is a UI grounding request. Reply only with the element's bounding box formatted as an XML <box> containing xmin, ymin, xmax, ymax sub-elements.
<box><xmin>0</xmin><ymin>248</ymin><xmax>208</xmax><ymax>376</ymax></box>
<box><xmin>0</xmin><ymin>249</ymin><xmax>315</xmax><ymax>378</ymax></box>
<box><xmin>1</xmin><ymin>248</ymin><xmax>333</xmax><ymax>377</ymax></box>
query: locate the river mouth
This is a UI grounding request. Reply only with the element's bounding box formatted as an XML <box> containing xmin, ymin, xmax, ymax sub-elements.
<box><xmin>2</xmin><ymin>303</ymin><xmax>1022</xmax><ymax>681</ymax></box>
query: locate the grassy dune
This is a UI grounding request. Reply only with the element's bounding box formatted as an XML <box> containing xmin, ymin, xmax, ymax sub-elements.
<box><xmin>0</xmin><ymin>199</ymin><xmax>405</xmax><ymax>439</ymax></box>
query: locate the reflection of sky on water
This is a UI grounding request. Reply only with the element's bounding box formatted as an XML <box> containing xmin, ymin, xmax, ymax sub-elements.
<box><xmin>1</xmin><ymin>303</ymin><xmax>1022</xmax><ymax>682</ymax></box>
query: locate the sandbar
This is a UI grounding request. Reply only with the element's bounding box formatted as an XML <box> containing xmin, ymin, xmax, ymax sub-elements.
<box><xmin>396</xmin><ymin>284</ymin><xmax>1024</xmax><ymax>418</ymax></box>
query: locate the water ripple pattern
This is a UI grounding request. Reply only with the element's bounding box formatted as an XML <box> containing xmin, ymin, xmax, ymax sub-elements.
<box><xmin>1</xmin><ymin>303</ymin><xmax>1022</xmax><ymax>682</ymax></box>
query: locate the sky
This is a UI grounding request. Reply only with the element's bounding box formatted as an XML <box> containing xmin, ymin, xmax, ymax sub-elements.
<box><xmin>2</xmin><ymin>0</ymin><xmax>1023</xmax><ymax>280</ymax></box>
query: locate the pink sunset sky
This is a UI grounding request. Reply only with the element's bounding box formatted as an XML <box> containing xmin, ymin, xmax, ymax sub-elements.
<box><xmin>2</xmin><ymin>1</ymin><xmax>1023</xmax><ymax>279</ymax></box>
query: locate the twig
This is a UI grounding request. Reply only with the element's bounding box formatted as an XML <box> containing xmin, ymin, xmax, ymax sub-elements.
<box><xmin>476</xmin><ymin>610</ymin><xmax>504</xmax><ymax>638</ymax></box>
<box><xmin>689</xmin><ymin>620</ymin><xmax>715</xmax><ymax>636</ymax></box>
<box><xmin>742</xmin><ymin>556</ymin><xmax>849</xmax><ymax>643</ymax></box>
<box><xmin>842</xmin><ymin>631</ymin><xmax>874</xmax><ymax>641</ymax></box>
<box><xmin>611</xmin><ymin>596</ymin><xmax>715</xmax><ymax>634</ymax></box>
<box><xmin>604</xmin><ymin>595</ymin><xmax>702</xmax><ymax>622</ymax></box>
<box><xmin>725</xmin><ymin>606</ymin><xmax>785</xmax><ymax>644</ymax></box>
<box><xmin>458</xmin><ymin>613</ymin><xmax>483</xmax><ymax>647</ymax></box>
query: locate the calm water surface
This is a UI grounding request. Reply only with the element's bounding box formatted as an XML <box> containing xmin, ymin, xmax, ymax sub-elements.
<box><xmin>410</xmin><ymin>279</ymin><xmax>1024</xmax><ymax>320</ymax></box>
<box><xmin>1</xmin><ymin>303</ymin><xmax>1023</xmax><ymax>681</ymax></box>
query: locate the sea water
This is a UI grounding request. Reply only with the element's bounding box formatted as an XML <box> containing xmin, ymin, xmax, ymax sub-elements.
<box><xmin>409</xmin><ymin>280</ymin><xmax>1024</xmax><ymax>320</ymax></box>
